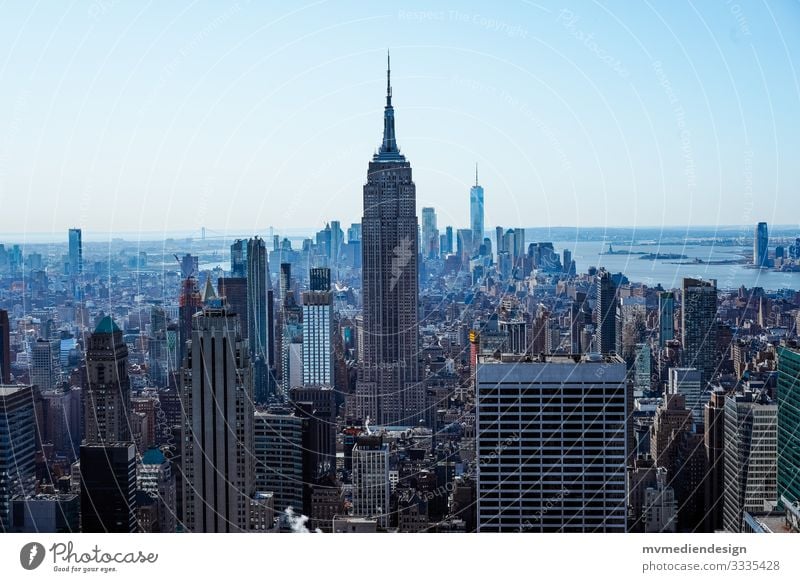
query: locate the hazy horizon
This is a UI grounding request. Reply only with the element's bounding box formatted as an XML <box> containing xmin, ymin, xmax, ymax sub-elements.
<box><xmin>1</xmin><ymin>223</ymin><xmax>798</xmax><ymax>245</ymax></box>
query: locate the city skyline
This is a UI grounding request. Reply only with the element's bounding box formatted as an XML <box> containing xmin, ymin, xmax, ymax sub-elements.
<box><xmin>2</xmin><ymin>0</ymin><xmax>800</xmax><ymax>552</ymax></box>
<box><xmin>0</xmin><ymin>2</ymin><xmax>798</xmax><ymax>234</ymax></box>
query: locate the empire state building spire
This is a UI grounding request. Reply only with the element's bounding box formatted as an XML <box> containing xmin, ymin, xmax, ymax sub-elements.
<box><xmin>375</xmin><ymin>50</ymin><xmax>404</xmax><ymax>162</ymax></box>
<box><xmin>358</xmin><ymin>53</ymin><xmax>421</xmax><ymax>425</ymax></box>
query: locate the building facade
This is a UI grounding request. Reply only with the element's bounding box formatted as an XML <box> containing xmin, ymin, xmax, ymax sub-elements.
<box><xmin>302</xmin><ymin>290</ymin><xmax>333</xmax><ymax>386</ymax></box>
<box><xmin>246</xmin><ymin>236</ymin><xmax>272</xmax><ymax>403</ymax></box>
<box><xmin>181</xmin><ymin>304</ymin><xmax>254</xmax><ymax>532</ymax></box>
<box><xmin>475</xmin><ymin>354</ymin><xmax>627</xmax><ymax>532</ymax></box>
<box><xmin>421</xmin><ymin>207</ymin><xmax>439</xmax><ymax>259</ymax></box>
<box><xmin>0</xmin><ymin>385</ymin><xmax>36</xmax><ymax>532</ymax></box>
<box><xmin>0</xmin><ymin>310</ymin><xmax>10</xmax><ymax>384</ymax></box>
<box><xmin>681</xmin><ymin>278</ymin><xmax>718</xmax><ymax>384</ymax></box>
<box><xmin>84</xmin><ymin>317</ymin><xmax>130</xmax><ymax>443</ymax></box>
<box><xmin>777</xmin><ymin>345</ymin><xmax>800</xmax><ymax>510</ymax></box>
<box><xmin>80</xmin><ymin>442</ymin><xmax>137</xmax><ymax>533</ymax></box>
<box><xmin>253</xmin><ymin>409</ymin><xmax>303</xmax><ymax>514</ymax></box>
<box><xmin>355</xmin><ymin>55</ymin><xmax>422</xmax><ymax>425</ymax></box>
<box><xmin>668</xmin><ymin>368</ymin><xmax>704</xmax><ymax>426</ymax></box>
<box><xmin>352</xmin><ymin>435</ymin><xmax>390</xmax><ymax>528</ymax></box>
<box><xmin>722</xmin><ymin>391</ymin><xmax>778</xmax><ymax>532</ymax></box>
<box><xmin>658</xmin><ymin>291</ymin><xmax>674</xmax><ymax>347</ymax></box>
<box><xmin>595</xmin><ymin>270</ymin><xmax>617</xmax><ymax>354</ymax></box>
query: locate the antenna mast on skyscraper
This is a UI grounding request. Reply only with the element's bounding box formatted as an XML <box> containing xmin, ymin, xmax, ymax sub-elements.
<box><xmin>386</xmin><ymin>49</ymin><xmax>392</xmax><ymax>105</ymax></box>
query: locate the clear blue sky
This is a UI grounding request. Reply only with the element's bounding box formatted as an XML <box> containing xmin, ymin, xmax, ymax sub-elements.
<box><xmin>0</xmin><ymin>0</ymin><xmax>798</xmax><ymax>238</ymax></box>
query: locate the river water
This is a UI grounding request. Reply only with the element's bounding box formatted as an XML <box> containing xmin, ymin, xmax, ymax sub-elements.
<box><xmin>556</xmin><ymin>241</ymin><xmax>800</xmax><ymax>291</ymax></box>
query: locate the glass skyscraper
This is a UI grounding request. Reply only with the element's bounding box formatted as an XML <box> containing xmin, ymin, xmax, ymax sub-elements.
<box><xmin>68</xmin><ymin>227</ymin><xmax>82</xmax><ymax>276</ymax></box>
<box><xmin>470</xmin><ymin>165</ymin><xmax>484</xmax><ymax>254</ymax></box>
<box><xmin>0</xmin><ymin>385</ymin><xmax>36</xmax><ymax>532</ymax></box>
<box><xmin>595</xmin><ymin>270</ymin><xmax>617</xmax><ymax>354</ymax></box>
<box><xmin>681</xmin><ymin>277</ymin><xmax>718</xmax><ymax>384</ymax></box>
<box><xmin>777</xmin><ymin>345</ymin><xmax>800</xmax><ymax>510</ymax></box>
<box><xmin>754</xmin><ymin>221</ymin><xmax>769</xmax><ymax>267</ymax></box>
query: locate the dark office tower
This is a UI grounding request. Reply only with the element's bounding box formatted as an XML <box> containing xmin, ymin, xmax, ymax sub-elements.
<box><xmin>777</xmin><ymin>345</ymin><xmax>800</xmax><ymax>510</ymax></box>
<box><xmin>754</xmin><ymin>222</ymin><xmax>769</xmax><ymax>267</ymax></box>
<box><xmin>230</xmin><ymin>238</ymin><xmax>247</xmax><ymax>278</ymax></box>
<box><xmin>595</xmin><ymin>270</ymin><xmax>617</xmax><ymax>354</ymax></box>
<box><xmin>0</xmin><ymin>310</ymin><xmax>10</xmax><ymax>384</ymax></box>
<box><xmin>290</xmin><ymin>385</ymin><xmax>336</xmax><ymax>478</ymax></box>
<box><xmin>84</xmin><ymin>317</ymin><xmax>131</xmax><ymax>443</ymax></box>
<box><xmin>569</xmin><ymin>299</ymin><xmax>584</xmax><ymax>353</ymax></box>
<box><xmin>704</xmin><ymin>389</ymin><xmax>726</xmax><ymax>532</ymax></box>
<box><xmin>673</xmin><ymin>431</ymin><xmax>706</xmax><ymax>531</ymax></box>
<box><xmin>445</xmin><ymin>225</ymin><xmax>454</xmax><ymax>255</ymax></box>
<box><xmin>178</xmin><ymin>276</ymin><xmax>202</xmax><ymax>371</ymax></box>
<box><xmin>247</xmin><ymin>237</ymin><xmax>271</xmax><ymax>403</ymax></box>
<box><xmin>330</xmin><ymin>220</ymin><xmax>344</xmax><ymax>263</ymax></box>
<box><xmin>181</xmin><ymin>304</ymin><xmax>254</xmax><ymax>533</ymax></box>
<box><xmin>470</xmin><ymin>164</ymin><xmax>484</xmax><ymax>254</ymax></box>
<box><xmin>294</xmin><ymin>401</ymin><xmax>327</xmax><ymax>512</ymax></box>
<box><xmin>354</xmin><ymin>54</ymin><xmax>422</xmax><ymax>425</ymax></box>
<box><xmin>67</xmin><ymin>228</ymin><xmax>83</xmax><ymax>298</ymax></box>
<box><xmin>217</xmin><ymin>277</ymin><xmax>248</xmax><ymax>338</ymax></box>
<box><xmin>310</xmin><ymin>266</ymin><xmax>331</xmax><ymax>292</ymax></box>
<box><xmin>562</xmin><ymin>249</ymin><xmax>572</xmax><ymax>273</ymax></box>
<box><xmin>0</xmin><ymin>385</ymin><xmax>36</xmax><ymax>532</ymax></box>
<box><xmin>658</xmin><ymin>291</ymin><xmax>675</xmax><ymax>347</ymax></box>
<box><xmin>681</xmin><ymin>278</ymin><xmax>718</xmax><ymax>384</ymax></box>
<box><xmin>68</xmin><ymin>228</ymin><xmax>82</xmax><ymax>276</ymax></box>
<box><xmin>266</xmin><ymin>286</ymin><xmax>275</xmax><ymax>372</ymax></box>
<box><xmin>80</xmin><ymin>443</ymin><xmax>136</xmax><ymax>532</ymax></box>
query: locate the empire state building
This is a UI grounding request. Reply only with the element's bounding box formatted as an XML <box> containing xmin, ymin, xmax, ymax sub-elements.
<box><xmin>355</xmin><ymin>54</ymin><xmax>423</xmax><ymax>426</ymax></box>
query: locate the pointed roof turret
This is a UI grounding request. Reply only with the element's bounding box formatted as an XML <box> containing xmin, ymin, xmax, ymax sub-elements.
<box><xmin>94</xmin><ymin>315</ymin><xmax>121</xmax><ymax>334</ymax></box>
<box><xmin>201</xmin><ymin>277</ymin><xmax>217</xmax><ymax>303</ymax></box>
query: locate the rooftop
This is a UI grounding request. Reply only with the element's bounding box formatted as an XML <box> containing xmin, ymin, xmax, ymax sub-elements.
<box><xmin>94</xmin><ymin>315</ymin><xmax>121</xmax><ymax>334</ymax></box>
<box><xmin>0</xmin><ymin>384</ymin><xmax>33</xmax><ymax>397</ymax></box>
<box><xmin>478</xmin><ymin>352</ymin><xmax>625</xmax><ymax>365</ymax></box>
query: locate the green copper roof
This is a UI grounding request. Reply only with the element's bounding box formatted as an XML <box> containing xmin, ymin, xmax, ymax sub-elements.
<box><xmin>94</xmin><ymin>316</ymin><xmax>121</xmax><ymax>334</ymax></box>
<box><xmin>141</xmin><ymin>447</ymin><xmax>166</xmax><ymax>465</ymax></box>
